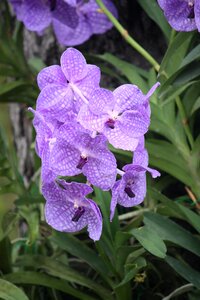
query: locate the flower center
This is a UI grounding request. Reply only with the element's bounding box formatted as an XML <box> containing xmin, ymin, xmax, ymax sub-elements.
<box><xmin>105</xmin><ymin>119</ymin><xmax>115</xmax><ymax>129</ymax></box>
<box><xmin>76</xmin><ymin>155</ymin><xmax>88</xmax><ymax>169</ymax></box>
<box><xmin>187</xmin><ymin>0</ymin><xmax>195</xmax><ymax>18</ymax></box>
<box><xmin>49</xmin><ymin>0</ymin><xmax>56</xmax><ymax>11</ymax></box>
<box><xmin>72</xmin><ymin>207</ymin><xmax>85</xmax><ymax>222</ymax></box>
<box><xmin>124</xmin><ymin>179</ymin><xmax>135</xmax><ymax>198</ymax></box>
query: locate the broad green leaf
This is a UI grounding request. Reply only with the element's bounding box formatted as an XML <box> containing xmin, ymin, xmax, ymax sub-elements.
<box><xmin>180</xmin><ymin>44</ymin><xmax>200</xmax><ymax>68</ymax></box>
<box><xmin>96</xmin><ymin>53</ymin><xmax>148</xmax><ymax>91</ymax></box>
<box><xmin>0</xmin><ymin>278</ymin><xmax>29</xmax><ymax>300</ymax></box>
<box><xmin>165</xmin><ymin>256</ymin><xmax>200</xmax><ymax>289</ymax></box>
<box><xmin>138</xmin><ymin>0</ymin><xmax>171</xmax><ymax>41</ymax></box>
<box><xmin>50</xmin><ymin>231</ymin><xmax>109</xmax><ymax>276</ymax></box>
<box><xmin>146</xmin><ymin>140</ymin><xmax>193</xmax><ymax>186</ymax></box>
<box><xmin>144</xmin><ymin>212</ymin><xmax>200</xmax><ymax>256</ymax></box>
<box><xmin>149</xmin><ymin>188</ymin><xmax>200</xmax><ymax>233</ymax></box>
<box><xmin>17</xmin><ymin>255</ymin><xmax>112</xmax><ymax>300</ymax></box>
<box><xmin>190</xmin><ymin>96</ymin><xmax>200</xmax><ymax>115</ymax></box>
<box><xmin>4</xmin><ymin>272</ymin><xmax>96</xmax><ymax>300</ymax></box>
<box><xmin>131</xmin><ymin>226</ymin><xmax>167</xmax><ymax>258</ymax></box>
<box><xmin>19</xmin><ymin>207</ymin><xmax>39</xmax><ymax>245</ymax></box>
<box><xmin>159</xmin><ymin>32</ymin><xmax>193</xmax><ymax>80</ymax></box>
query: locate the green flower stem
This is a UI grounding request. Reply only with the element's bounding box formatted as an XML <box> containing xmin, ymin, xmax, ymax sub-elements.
<box><xmin>175</xmin><ymin>96</ymin><xmax>194</xmax><ymax>149</ymax></box>
<box><xmin>95</xmin><ymin>0</ymin><xmax>160</xmax><ymax>72</ymax></box>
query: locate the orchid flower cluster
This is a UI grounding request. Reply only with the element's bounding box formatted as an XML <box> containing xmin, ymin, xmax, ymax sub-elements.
<box><xmin>29</xmin><ymin>48</ymin><xmax>160</xmax><ymax>241</ymax></box>
<box><xmin>9</xmin><ymin>0</ymin><xmax>118</xmax><ymax>46</ymax></box>
<box><xmin>158</xmin><ymin>0</ymin><xmax>200</xmax><ymax>32</ymax></box>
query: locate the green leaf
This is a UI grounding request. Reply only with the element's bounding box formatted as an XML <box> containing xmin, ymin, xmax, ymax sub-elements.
<box><xmin>165</xmin><ymin>256</ymin><xmax>200</xmax><ymax>289</ymax></box>
<box><xmin>144</xmin><ymin>212</ymin><xmax>200</xmax><ymax>256</ymax></box>
<box><xmin>17</xmin><ymin>255</ymin><xmax>112</xmax><ymax>300</ymax></box>
<box><xmin>50</xmin><ymin>231</ymin><xmax>109</xmax><ymax>277</ymax></box>
<box><xmin>190</xmin><ymin>96</ymin><xmax>200</xmax><ymax>115</ymax></box>
<box><xmin>180</xmin><ymin>44</ymin><xmax>200</xmax><ymax>69</ymax></box>
<box><xmin>96</xmin><ymin>53</ymin><xmax>148</xmax><ymax>91</ymax></box>
<box><xmin>19</xmin><ymin>207</ymin><xmax>39</xmax><ymax>245</ymax></box>
<box><xmin>0</xmin><ymin>278</ymin><xmax>29</xmax><ymax>300</ymax></box>
<box><xmin>159</xmin><ymin>32</ymin><xmax>193</xmax><ymax>80</ymax></box>
<box><xmin>131</xmin><ymin>226</ymin><xmax>167</xmax><ymax>258</ymax></box>
<box><xmin>138</xmin><ymin>0</ymin><xmax>171</xmax><ymax>41</ymax></box>
<box><xmin>4</xmin><ymin>272</ymin><xmax>96</xmax><ymax>300</ymax></box>
<box><xmin>117</xmin><ymin>257</ymin><xmax>147</xmax><ymax>287</ymax></box>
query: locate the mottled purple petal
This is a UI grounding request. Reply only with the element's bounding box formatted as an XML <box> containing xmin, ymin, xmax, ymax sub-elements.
<box><xmin>60</xmin><ymin>48</ymin><xmax>88</xmax><ymax>82</ymax></box>
<box><xmin>82</xmin><ymin>0</ymin><xmax>118</xmax><ymax>34</ymax></box>
<box><xmin>63</xmin><ymin>0</ymin><xmax>77</xmax><ymax>6</ymax></box>
<box><xmin>119</xmin><ymin>110</ymin><xmax>150</xmax><ymax>138</ymax></box>
<box><xmin>158</xmin><ymin>0</ymin><xmax>197</xmax><ymax>31</ymax></box>
<box><xmin>56</xmin><ymin>180</ymin><xmax>93</xmax><ymax>198</ymax></box>
<box><xmin>103</xmin><ymin>124</ymin><xmax>139</xmax><ymax>151</ymax></box>
<box><xmin>89</xmin><ymin>88</ymin><xmax>115</xmax><ymax>115</ymax></box>
<box><xmin>194</xmin><ymin>1</ymin><xmax>200</xmax><ymax>32</ymax></box>
<box><xmin>36</xmin><ymin>85</ymin><xmax>74</xmax><ymax>122</ymax></box>
<box><xmin>37</xmin><ymin>65</ymin><xmax>67</xmax><ymax>90</ymax></box>
<box><xmin>83</xmin><ymin>149</ymin><xmax>117</xmax><ymax>190</ymax></box>
<box><xmin>78</xmin><ymin>104</ymin><xmax>108</xmax><ymax>132</ymax></box>
<box><xmin>53</xmin><ymin>16</ymin><xmax>92</xmax><ymax>46</ymax></box>
<box><xmin>110</xmin><ymin>180</ymin><xmax>120</xmax><ymax>221</ymax></box>
<box><xmin>52</xmin><ymin>0</ymin><xmax>78</xmax><ymax>28</ymax></box>
<box><xmin>23</xmin><ymin>0</ymin><xmax>51</xmax><ymax>31</ymax></box>
<box><xmin>50</xmin><ymin>139</ymin><xmax>81</xmax><ymax>176</ymax></box>
<box><xmin>76</xmin><ymin>65</ymin><xmax>101</xmax><ymax>100</ymax></box>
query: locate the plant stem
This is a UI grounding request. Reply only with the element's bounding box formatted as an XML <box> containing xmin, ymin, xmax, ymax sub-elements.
<box><xmin>175</xmin><ymin>96</ymin><xmax>194</xmax><ymax>148</ymax></box>
<box><xmin>95</xmin><ymin>0</ymin><xmax>160</xmax><ymax>72</ymax></box>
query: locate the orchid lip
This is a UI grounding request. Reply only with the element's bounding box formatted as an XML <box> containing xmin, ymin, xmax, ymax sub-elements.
<box><xmin>187</xmin><ymin>8</ymin><xmax>195</xmax><ymax>19</ymax></box>
<box><xmin>49</xmin><ymin>0</ymin><xmax>57</xmax><ymax>11</ymax></box>
<box><xmin>124</xmin><ymin>186</ymin><xmax>135</xmax><ymax>198</ymax></box>
<box><xmin>72</xmin><ymin>207</ymin><xmax>85</xmax><ymax>222</ymax></box>
<box><xmin>76</xmin><ymin>156</ymin><xmax>88</xmax><ymax>169</ymax></box>
<box><xmin>105</xmin><ymin>119</ymin><xmax>115</xmax><ymax>129</ymax></box>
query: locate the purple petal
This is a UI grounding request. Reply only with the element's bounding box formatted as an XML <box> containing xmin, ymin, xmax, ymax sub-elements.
<box><xmin>83</xmin><ymin>149</ymin><xmax>117</xmax><ymax>190</ymax></box>
<box><xmin>103</xmin><ymin>124</ymin><xmax>139</xmax><ymax>151</ymax></box>
<box><xmin>78</xmin><ymin>104</ymin><xmax>108</xmax><ymax>132</ymax></box>
<box><xmin>89</xmin><ymin>88</ymin><xmax>115</xmax><ymax>115</ymax></box>
<box><xmin>76</xmin><ymin>65</ymin><xmax>101</xmax><ymax>100</ymax></box>
<box><xmin>55</xmin><ymin>180</ymin><xmax>93</xmax><ymax>198</ymax></box>
<box><xmin>110</xmin><ymin>181</ymin><xmax>120</xmax><ymax>221</ymax></box>
<box><xmin>50</xmin><ymin>140</ymin><xmax>81</xmax><ymax>176</ymax></box>
<box><xmin>195</xmin><ymin>1</ymin><xmax>200</xmax><ymax>32</ymax></box>
<box><xmin>9</xmin><ymin>0</ymin><xmax>24</xmax><ymax>21</ymax></box>
<box><xmin>63</xmin><ymin>0</ymin><xmax>77</xmax><ymax>6</ymax></box>
<box><xmin>23</xmin><ymin>0</ymin><xmax>51</xmax><ymax>31</ymax></box>
<box><xmin>60</xmin><ymin>48</ymin><xmax>88</xmax><ymax>82</ymax></box>
<box><xmin>53</xmin><ymin>16</ymin><xmax>92</xmax><ymax>46</ymax></box>
<box><xmin>82</xmin><ymin>0</ymin><xmax>118</xmax><ymax>34</ymax></box>
<box><xmin>119</xmin><ymin>110</ymin><xmax>150</xmax><ymax>138</ymax></box>
<box><xmin>37</xmin><ymin>65</ymin><xmax>67</xmax><ymax>90</ymax></box>
<box><xmin>52</xmin><ymin>0</ymin><xmax>78</xmax><ymax>28</ymax></box>
<box><xmin>36</xmin><ymin>85</ymin><xmax>74</xmax><ymax>122</ymax></box>
<box><xmin>159</xmin><ymin>0</ymin><xmax>197</xmax><ymax>31</ymax></box>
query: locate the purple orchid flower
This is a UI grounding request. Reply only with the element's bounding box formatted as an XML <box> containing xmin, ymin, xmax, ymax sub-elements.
<box><xmin>47</xmin><ymin>122</ymin><xmax>117</xmax><ymax>190</ymax></box>
<box><xmin>36</xmin><ymin>48</ymin><xmax>100</xmax><ymax>122</ymax></box>
<box><xmin>42</xmin><ymin>180</ymin><xmax>102</xmax><ymax>241</ymax></box>
<box><xmin>78</xmin><ymin>83</ymin><xmax>160</xmax><ymax>151</ymax></box>
<box><xmin>28</xmin><ymin>108</ymin><xmax>64</xmax><ymax>158</ymax></box>
<box><xmin>9</xmin><ymin>0</ymin><xmax>79</xmax><ymax>32</ymax></box>
<box><xmin>110</xmin><ymin>138</ymin><xmax>160</xmax><ymax>220</ymax></box>
<box><xmin>158</xmin><ymin>0</ymin><xmax>200</xmax><ymax>32</ymax></box>
<box><xmin>53</xmin><ymin>0</ymin><xmax>118</xmax><ymax>46</ymax></box>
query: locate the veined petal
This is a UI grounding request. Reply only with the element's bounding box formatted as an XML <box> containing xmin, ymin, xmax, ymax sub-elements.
<box><xmin>23</xmin><ymin>0</ymin><xmax>51</xmax><ymax>31</ymax></box>
<box><xmin>195</xmin><ymin>1</ymin><xmax>200</xmax><ymax>32</ymax></box>
<box><xmin>36</xmin><ymin>85</ymin><xmax>74</xmax><ymax>122</ymax></box>
<box><xmin>53</xmin><ymin>16</ymin><xmax>92</xmax><ymax>46</ymax></box>
<box><xmin>37</xmin><ymin>65</ymin><xmax>67</xmax><ymax>90</ymax></box>
<box><xmin>60</xmin><ymin>48</ymin><xmax>88</xmax><ymax>82</ymax></box>
<box><xmin>78</xmin><ymin>104</ymin><xmax>108</xmax><ymax>132</ymax></box>
<box><xmin>83</xmin><ymin>149</ymin><xmax>117</xmax><ymax>190</ymax></box>
<box><xmin>52</xmin><ymin>0</ymin><xmax>78</xmax><ymax>28</ymax></box>
<box><xmin>89</xmin><ymin>88</ymin><xmax>115</xmax><ymax>115</ymax></box>
<box><xmin>50</xmin><ymin>140</ymin><xmax>81</xmax><ymax>176</ymax></box>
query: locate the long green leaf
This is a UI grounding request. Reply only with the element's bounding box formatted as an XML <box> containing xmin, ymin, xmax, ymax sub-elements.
<box><xmin>165</xmin><ymin>256</ymin><xmax>200</xmax><ymax>289</ymax></box>
<box><xmin>0</xmin><ymin>279</ymin><xmax>29</xmax><ymax>300</ymax></box>
<box><xmin>144</xmin><ymin>212</ymin><xmax>200</xmax><ymax>256</ymax></box>
<box><xmin>4</xmin><ymin>272</ymin><xmax>96</xmax><ymax>300</ymax></box>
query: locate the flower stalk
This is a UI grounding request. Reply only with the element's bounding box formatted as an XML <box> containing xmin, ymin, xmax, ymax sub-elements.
<box><xmin>95</xmin><ymin>0</ymin><xmax>160</xmax><ymax>72</ymax></box>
